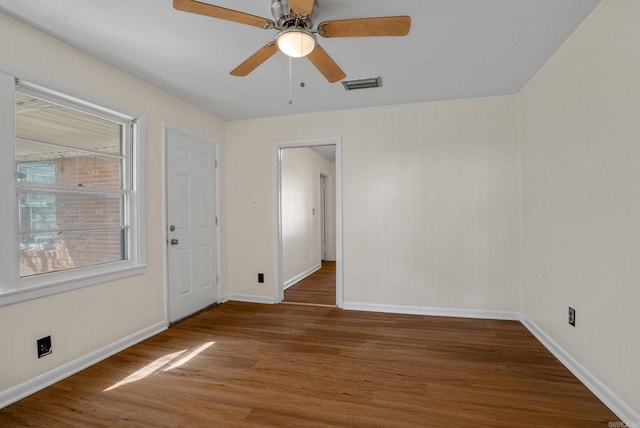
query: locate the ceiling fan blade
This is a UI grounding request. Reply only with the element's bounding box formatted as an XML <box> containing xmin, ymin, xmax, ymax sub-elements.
<box><xmin>173</xmin><ymin>0</ymin><xmax>275</xmax><ymax>29</ymax></box>
<box><xmin>288</xmin><ymin>0</ymin><xmax>315</xmax><ymax>16</ymax></box>
<box><xmin>306</xmin><ymin>45</ymin><xmax>346</xmax><ymax>83</ymax></box>
<box><xmin>230</xmin><ymin>43</ymin><xmax>280</xmax><ymax>77</ymax></box>
<box><xmin>318</xmin><ymin>16</ymin><xmax>411</xmax><ymax>38</ymax></box>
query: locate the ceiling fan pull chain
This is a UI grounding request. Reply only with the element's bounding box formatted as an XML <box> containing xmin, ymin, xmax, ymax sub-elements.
<box><xmin>289</xmin><ymin>55</ymin><xmax>293</xmax><ymax>105</ymax></box>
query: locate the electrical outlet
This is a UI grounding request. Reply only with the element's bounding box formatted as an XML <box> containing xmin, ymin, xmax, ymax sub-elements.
<box><xmin>37</xmin><ymin>336</ymin><xmax>52</xmax><ymax>358</ymax></box>
<box><xmin>568</xmin><ymin>307</ymin><xmax>576</xmax><ymax>327</ymax></box>
<box><xmin>258</xmin><ymin>273</ymin><xmax>264</xmax><ymax>283</ymax></box>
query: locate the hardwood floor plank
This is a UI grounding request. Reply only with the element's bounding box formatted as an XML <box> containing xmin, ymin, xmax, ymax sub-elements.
<box><xmin>0</xmin><ymin>302</ymin><xmax>620</xmax><ymax>427</ymax></box>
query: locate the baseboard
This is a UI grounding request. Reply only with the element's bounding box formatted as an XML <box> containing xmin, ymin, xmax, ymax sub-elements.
<box><xmin>343</xmin><ymin>302</ymin><xmax>520</xmax><ymax>321</ymax></box>
<box><xmin>283</xmin><ymin>263</ymin><xmax>321</xmax><ymax>290</ymax></box>
<box><xmin>220</xmin><ymin>294</ymin><xmax>276</xmax><ymax>304</ymax></box>
<box><xmin>520</xmin><ymin>315</ymin><xmax>639</xmax><ymax>426</ymax></box>
<box><xmin>0</xmin><ymin>321</ymin><xmax>166</xmax><ymax>409</ymax></box>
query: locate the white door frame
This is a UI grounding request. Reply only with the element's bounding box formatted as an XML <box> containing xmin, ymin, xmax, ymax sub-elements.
<box><xmin>273</xmin><ymin>137</ymin><xmax>343</xmax><ymax>307</ymax></box>
<box><xmin>319</xmin><ymin>173</ymin><xmax>328</xmax><ymax>261</ymax></box>
<box><xmin>163</xmin><ymin>123</ymin><xmax>221</xmax><ymax>324</ymax></box>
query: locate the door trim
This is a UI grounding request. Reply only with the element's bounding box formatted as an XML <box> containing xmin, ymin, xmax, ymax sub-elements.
<box><xmin>273</xmin><ymin>137</ymin><xmax>343</xmax><ymax>307</ymax></box>
<box><xmin>319</xmin><ymin>172</ymin><xmax>332</xmax><ymax>261</ymax></box>
<box><xmin>163</xmin><ymin>123</ymin><xmax>221</xmax><ymax>324</ymax></box>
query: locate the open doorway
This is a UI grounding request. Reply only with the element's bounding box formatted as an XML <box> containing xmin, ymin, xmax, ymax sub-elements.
<box><xmin>273</xmin><ymin>138</ymin><xmax>342</xmax><ymax>307</ymax></box>
<box><xmin>282</xmin><ymin>168</ymin><xmax>335</xmax><ymax>305</ymax></box>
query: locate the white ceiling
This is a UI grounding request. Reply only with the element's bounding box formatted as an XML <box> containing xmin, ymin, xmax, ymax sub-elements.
<box><xmin>309</xmin><ymin>145</ymin><xmax>335</xmax><ymax>162</ymax></box>
<box><xmin>0</xmin><ymin>0</ymin><xmax>601</xmax><ymax>121</ymax></box>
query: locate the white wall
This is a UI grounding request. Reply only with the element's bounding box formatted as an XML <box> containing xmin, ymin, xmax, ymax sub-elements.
<box><xmin>520</xmin><ymin>0</ymin><xmax>640</xmax><ymax>415</ymax></box>
<box><xmin>0</xmin><ymin>12</ymin><xmax>225</xmax><ymax>396</ymax></box>
<box><xmin>281</xmin><ymin>147</ymin><xmax>335</xmax><ymax>286</ymax></box>
<box><xmin>224</xmin><ymin>96</ymin><xmax>520</xmax><ymax>310</ymax></box>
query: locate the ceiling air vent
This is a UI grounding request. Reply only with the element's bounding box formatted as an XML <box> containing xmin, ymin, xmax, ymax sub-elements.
<box><xmin>342</xmin><ymin>77</ymin><xmax>382</xmax><ymax>91</ymax></box>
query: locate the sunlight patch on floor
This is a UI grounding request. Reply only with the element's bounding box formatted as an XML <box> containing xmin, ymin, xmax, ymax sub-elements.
<box><xmin>104</xmin><ymin>342</ymin><xmax>215</xmax><ymax>392</ymax></box>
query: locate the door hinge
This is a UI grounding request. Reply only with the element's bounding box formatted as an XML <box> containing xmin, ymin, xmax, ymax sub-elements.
<box><xmin>216</xmin><ymin>275</ymin><xmax>219</xmax><ymax>284</ymax></box>
<box><xmin>215</xmin><ymin>159</ymin><xmax>218</xmax><ymax>168</ymax></box>
<box><xmin>215</xmin><ymin>216</ymin><xmax>218</xmax><ymax>226</ymax></box>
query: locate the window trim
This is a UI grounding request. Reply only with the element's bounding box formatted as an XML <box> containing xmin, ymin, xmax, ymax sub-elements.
<box><xmin>0</xmin><ymin>75</ymin><xmax>146</xmax><ymax>307</ymax></box>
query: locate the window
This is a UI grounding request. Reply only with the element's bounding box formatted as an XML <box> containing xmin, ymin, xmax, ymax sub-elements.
<box><xmin>18</xmin><ymin>163</ymin><xmax>57</xmax><ymax>251</ymax></box>
<box><xmin>0</xmin><ymin>76</ymin><xmax>145</xmax><ymax>304</ymax></box>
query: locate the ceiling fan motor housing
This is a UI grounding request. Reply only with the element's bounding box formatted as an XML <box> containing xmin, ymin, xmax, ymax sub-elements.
<box><xmin>271</xmin><ymin>0</ymin><xmax>318</xmax><ymax>29</ymax></box>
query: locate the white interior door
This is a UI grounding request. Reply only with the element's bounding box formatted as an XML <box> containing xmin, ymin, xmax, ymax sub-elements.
<box><xmin>320</xmin><ymin>174</ymin><xmax>327</xmax><ymax>261</ymax></box>
<box><xmin>166</xmin><ymin>128</ymin><xmax>217</xmax><ymax>323</ymax></box>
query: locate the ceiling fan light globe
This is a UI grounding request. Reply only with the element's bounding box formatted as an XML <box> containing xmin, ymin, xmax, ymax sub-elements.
<box><xmin>276</xmin><ymin>29</ymin><xmax>316</xmax><ymax>57</ymax></box>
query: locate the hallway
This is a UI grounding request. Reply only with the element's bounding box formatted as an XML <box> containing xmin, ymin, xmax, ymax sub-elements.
<box><xmin>283</xmin><ymin>261</ymin><xmax>336</xmax><ymax>306</ymax></box>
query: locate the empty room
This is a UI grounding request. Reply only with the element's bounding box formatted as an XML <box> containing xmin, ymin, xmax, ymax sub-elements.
<box><xmin>0</xmin><ymin>0</ymin><xmax>638</xmax><ymax>426</ymax></box>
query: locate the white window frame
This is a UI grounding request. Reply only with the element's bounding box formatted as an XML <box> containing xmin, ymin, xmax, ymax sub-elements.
<box><xmin>0</xmin><ymin>74</ymin><xmax>146</xmax><ymax>307</ymax></box>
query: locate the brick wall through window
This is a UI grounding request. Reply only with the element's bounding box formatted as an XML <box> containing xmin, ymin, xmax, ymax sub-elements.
<box><xmin>20</xmin><ymin>155</ymin><xmax>124</xmax><ymax>277</ymax></box>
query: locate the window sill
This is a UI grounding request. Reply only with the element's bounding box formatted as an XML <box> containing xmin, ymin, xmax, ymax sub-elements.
<box><xmin>0</xmin><ymin>264</ymin><xmax>146</xmax><ymax>307</ymax></box>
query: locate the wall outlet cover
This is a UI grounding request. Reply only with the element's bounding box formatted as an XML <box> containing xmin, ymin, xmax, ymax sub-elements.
<box><xmin>37</xmin><ymin>335</ymin><xmax>52</xmax><ymax>358</ymax></box>
<box><xmin>568</xmin><ymin>307</ymin><xmax>576</xmax><ymax>327</ymax></box>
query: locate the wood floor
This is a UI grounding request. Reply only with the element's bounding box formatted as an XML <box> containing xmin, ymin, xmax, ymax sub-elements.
<box><xmin>284</xmin><ymin>261</ymin><xmax>336</xmax><ymax>306</ymax></box>
<box><xmin>0</xmin><ymin>302</ymin><xmax>619</xmax><ymax>427</ymax></box>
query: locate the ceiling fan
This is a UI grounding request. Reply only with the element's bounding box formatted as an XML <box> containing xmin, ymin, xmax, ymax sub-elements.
<box><xmin>173</xmin><ymin>0</ymin><xmax>411</xmax><ymax>83</ymax></box>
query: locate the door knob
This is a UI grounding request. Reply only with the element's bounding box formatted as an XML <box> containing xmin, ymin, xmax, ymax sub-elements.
<box><xmin>170</xmin><ymin>238</ymin><xmax>179</xmax><ymax>246</ymax></box>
